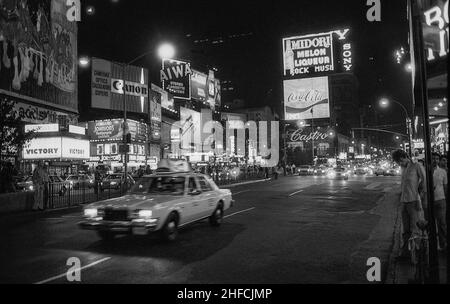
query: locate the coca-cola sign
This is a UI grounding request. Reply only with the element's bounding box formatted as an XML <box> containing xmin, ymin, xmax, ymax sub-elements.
<box><xmin>288</xmin><ymin>128</ymin><xmax>331</xmax><ymax>142</ymax></box>
<box><xmin>284</xmin><ymin>76</ymin><xmax>330</xmax><ymax>120</ymax></box>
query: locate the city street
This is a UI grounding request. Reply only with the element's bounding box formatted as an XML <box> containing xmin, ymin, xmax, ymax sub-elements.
<box><xmin>0</xmin><ymin>175</ymin><xmax>401</xmax><ymax>284</ymax></box>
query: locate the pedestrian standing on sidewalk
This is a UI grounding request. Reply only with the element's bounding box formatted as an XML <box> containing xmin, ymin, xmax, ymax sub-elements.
<box><xmin>32</xmin><ymin>161</ymin><xmax>45</xmax><ymax>211</ymax></box>
<box><xmin>432</xmin><ymin>153</ymin><xmax>447</xmax><ymax>251</ymax></box>
<box><xmin>392</xmin><ymin>149</ymin><xmax>426</xmax><ymax>260</ymax></box>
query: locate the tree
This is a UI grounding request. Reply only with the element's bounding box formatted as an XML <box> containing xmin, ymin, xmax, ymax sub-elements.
<box><xmin>0</xmin><ymin>99</ymin><xmax>35</xmax><ymax>163</ymax></box>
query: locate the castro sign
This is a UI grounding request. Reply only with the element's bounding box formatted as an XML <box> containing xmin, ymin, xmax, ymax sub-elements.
<box><xmin>288</xmin><ymin>128</ymin><xmax>331</xmax><ymax>142</ymax></box>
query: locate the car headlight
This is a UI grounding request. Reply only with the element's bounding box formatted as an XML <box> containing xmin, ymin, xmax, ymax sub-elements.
<box><xmin>327</xmin><ymin>172</ymin><xmax>336</xmax><ymax>178</ymax></box>
<box><xmin>29</xmin><ymin>185</ymin><xmax>34</xmax><ymax>191</ymax></box>
<box><xmin>314</xmin><ymin>170</ymin><xmax>317</xmax><ymax>173</ymax></box>
<box><xmin>111</xmin><ymin>181</ymin><xmax>117</xmax><ymax>185</ymax></box>
<box><xmin>84</xmin><ymin>208</ymin><xmax>98</xmax><ymax>218</ymax></box>
<box><xmin>138</xmin><ymin>210</ymin><xmax>152</xmax><ymax>218</ymax></box>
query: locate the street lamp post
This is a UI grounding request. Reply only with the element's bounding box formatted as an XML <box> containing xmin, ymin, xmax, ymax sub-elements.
<box><xmin>283</xmin><ymin>122</ymin><xmax>290</xmax><ymax>176</ymax></box>
<box><xmin>120</xmin><ymin>43</ymin><xmax>175</xmax><ymax>183</ymax></box>
<box><xmin>379</xmin><ymin>98</ymin><xmax>413</xmax><ymax>156</ymax></box>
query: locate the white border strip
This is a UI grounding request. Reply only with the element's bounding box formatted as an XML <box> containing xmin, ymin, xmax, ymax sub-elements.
<box><xmin>34</xmin><ymin>257</ymin><xmax>111</xmax><ymax>284</ymax></box>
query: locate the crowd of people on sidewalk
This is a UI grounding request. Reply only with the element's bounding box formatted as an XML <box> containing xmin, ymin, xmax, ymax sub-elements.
<box><xmin>392</xmin><ymin>149</ymin><xmax>448</xmax><ymax>266</ymax></box>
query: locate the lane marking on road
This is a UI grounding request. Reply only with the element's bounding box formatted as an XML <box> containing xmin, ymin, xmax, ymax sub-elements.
<box><xmin>224</xmin><ymin>207</ymin><xmax>255</xmax><ymax>218</ymax></box>
<box><xmin>61</xmin><ymin>215</ymin><xmax>80</xmax><ymax>218</ymax></box>
<box><xmin>233</xmin><ymin>190</ymin><xmax>251</xmax><ymax>195</ymax></box>
<box><xmin>288</xmin><ymin>189</ymin><xmax>304</xmax><ymax>197</ymax></box>
<box><xmin>365</xmin><ymin>182</ymin><xmax>381</xmax><ymax>190</ymax></box>
<box><xmin>34</xmin><ymin>257</ymin><xmax>111</xmax><ymax>284</ymax></box>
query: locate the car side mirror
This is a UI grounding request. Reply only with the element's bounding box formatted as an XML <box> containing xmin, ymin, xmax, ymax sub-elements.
<box><xmin>189</xmin><ymin>189</ymin><xmax>201</xmax><ymax>195</ymax></box>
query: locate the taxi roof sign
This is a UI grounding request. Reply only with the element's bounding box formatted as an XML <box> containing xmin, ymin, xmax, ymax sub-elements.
<box><xmin>156</xmin><ymin>159</ymin><xmax>193</xmax><ymax>173</ymax></box>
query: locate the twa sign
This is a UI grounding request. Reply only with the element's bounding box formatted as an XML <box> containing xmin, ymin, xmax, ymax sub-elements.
<box><xmin>161</xmin><ymin>59</ymin><xmax>192</xmax><ymax>100</ymax></box>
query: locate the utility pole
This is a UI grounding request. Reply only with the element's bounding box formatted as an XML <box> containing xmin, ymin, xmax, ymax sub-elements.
<box><xmin>409</xmin><ymin>0</ymin><xmax>440</xmax><ymax>283</ymax></box>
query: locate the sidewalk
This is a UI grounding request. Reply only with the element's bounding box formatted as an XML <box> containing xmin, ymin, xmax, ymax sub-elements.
<box><xmin>385</xmin><ymin>203</ymin><xmax>448</xmax><ymax>284</ymax></box>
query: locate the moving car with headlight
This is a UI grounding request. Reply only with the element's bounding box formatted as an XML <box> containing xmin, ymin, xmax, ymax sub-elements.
<box><xmin>100</xmin><ymin>173</ymin><xmax>135</xmax><ymax>191</ymax></box>
<box><xmin>384</xmin><ymin>167</ymin><xmax>401</xmax><ymax>176</ymax></box>
<box><xmin>298</xmin><ymin>165</ymin><xmax>313</xmax><ymax>176</ymax></box>
<box><xmin>312</xmin><ymin>166</ymin><xmax>327</xmax><ymax>176</ymax></box>
<box><xmin>327</xmin><ymin>167</ymin><xmax>349</xmax><ymax>180</ymax></box>
<box><xmin>79</xmin><ymin>160</ymin><xmax>234</xmax><ymax>242</ymax></box>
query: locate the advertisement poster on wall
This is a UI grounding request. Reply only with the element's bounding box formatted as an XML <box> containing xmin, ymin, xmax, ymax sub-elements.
<box><xmin>91</xmin><ymin>57</ymin><xmax>149</xmax><ymax>113</ymax></box>
<box><xmin>88</xmin><ymin>119</ymin><xmax>147</xmax><ymax>142</ymax></box>
<box><xmin>23</xmin><ymin>137</ymin><xmax>89</xmax><ymax>160</ymax></box>
<box><xmin>191</xmin><ymin>69</ymin><xmax>208</xmax><ymax>102</ymax></box>
<box><xmin>161</xmin><ymin>58</ymin><xmax>192</xmax><ymax>100</ymax></box>
<box><xmin>0</xmin><ymin>0</ymin><xmax>78</xmax><ymax>113</ymax></box>
<box><xmin>179</xmin><ymin>107</ymin><xmax>201</xmax><ymax>151</ymax></box>
<box><xmin>282</xmin><ymin>29</ymin><xmax>352</xmax><ymax>78</ymax></box>
<box><xmin>207</xmin><ymin>70</ymin><xmax>215</xmax><ymax>110</ymax></box>
<box><xmin>149</xmin><ymin>88</ymin><xmax>162</xmax><ymax>142</ymax></box>
<box><xmin>214</xmin><ymin>78</ymin><xmax>222</xmax><ymax>108</ymax></box>
<box><xmin>151</xmin><ymin>83</ymin><xmax>175</xmax><ymax>111</ymax></box>
<box><xmin>283</xmin><ymin>76</ymin><xmax>330</xmax><ymax>120</ymax></box>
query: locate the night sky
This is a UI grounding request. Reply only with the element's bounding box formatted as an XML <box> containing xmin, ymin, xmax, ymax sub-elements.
<box><xmin>78</xmin><ymin>0</ymin><xmax>412</xmax><ymax>133</ymax></box>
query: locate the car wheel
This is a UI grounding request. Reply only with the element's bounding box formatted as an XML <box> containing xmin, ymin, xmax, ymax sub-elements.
<box><xmin>97</xmin><ymin>231</ymin><xmax>115</xmax><ymax>241</ymax></box>
<box><xmin>161</xmin><ymin>213</ymin><xmax>178</xmax><ymax>242</ymax></box>
<box><xmin>209</xmin><ymin>205</ymin><xmax>224</xmax><ymax>227</ymax></box>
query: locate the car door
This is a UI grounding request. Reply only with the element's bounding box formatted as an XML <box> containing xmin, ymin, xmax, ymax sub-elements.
<box><xmin>196</xmin><ymin>175</ymin><xmax>217</xmax><ymax>218</ymax></box>
<box><xmin>179</xmin><ymin>176</ymin><xmax>201</xmax><ymax>225</ymax></box>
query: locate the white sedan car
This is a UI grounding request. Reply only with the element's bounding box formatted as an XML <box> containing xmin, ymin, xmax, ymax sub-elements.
<box><xmin>79</xmin><ymin>172</ymin><xmax>234</xmax><ymax>241</ymax></box>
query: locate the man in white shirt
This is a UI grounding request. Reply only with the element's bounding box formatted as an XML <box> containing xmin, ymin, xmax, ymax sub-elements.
<box><xmin>433</xmin><ymin>153</ymin><xmax>447</xmax><ymax>250</ymax></box>
<box><xmin>392</xmin><ymin>149</ymin><xmax>426</xmax><ymax>259</ymax></box>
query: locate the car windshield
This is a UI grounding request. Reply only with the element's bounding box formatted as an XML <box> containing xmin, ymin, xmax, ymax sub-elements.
<box><xmin>108</xmin><ymin>174</ymin><xmax>122</xmax><ymax>179</ymax></box>
<box><xmin>129</xmin><ymin>176</ymin><xmax>185</xmax><ymax>195</ymax></box>
<box><xmin>300</xmin><ymin>166</ymin><xmax>310</xmax><ymax>169</ymax></box>
<box><xmin>335</xmin><ymin>168</ymin><xmax>346</xmax><ymax>172</ymax></box>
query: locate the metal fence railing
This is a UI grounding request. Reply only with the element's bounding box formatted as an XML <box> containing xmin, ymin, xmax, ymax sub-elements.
<box><xmin>43</xmin><ymin>173</ymin><xmax>274</xmax><ymax>209</ymax></box>
<box><xmin>46</xmin><ymin>181</ymin><xmax>130</xmax><ymax>209</ymax></box>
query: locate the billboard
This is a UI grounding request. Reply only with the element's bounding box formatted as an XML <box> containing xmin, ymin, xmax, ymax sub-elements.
<box><xmin>282</xmin><ymin>29</ymin><xmax>353</xmax><ymax>77</ymax></box>
<box><xmin>23</xmin><ymin>137</ymin><xmax>89</xmax><ymax>160</ymax></box>
<box><xmin>0</xmin><ymin>0</ymin><xmax>78</xmax><ymax>113</ymax></box>
<box><xmin>88</xmin><ymin>119</ymin><xmax>147</xmax><ymax>142</ymax></box>
<box><xmin>91</xmin><ymin>57</ymin><xmax>149</xmax><ymax>113</ymax></box>
<box><xmin>179</xmin><ymin>107</ymin><xmax>201</xmax><ymax>150</ymax></box>
<box><xmin>161</xmin><ymin>58</ymin><xmax>192</xmax><ymax>100</ymax></box>
<box><xmin>151</xmin><ymin>83</ymin><xmax>175</xmax><ymax>111</ymax></box>
<box><xmin>191</xmin><ymin>69</ymin><xmax>208</xmax><ymax>102</ymax></box>
<box><xmin>221</xmin><ymin>113</ymin><xmax>247</xmax><ymax>129</ymax></box>
<box><xmin>149</xmin><ymin>88</ymin><xmax>162</xmax><ymax>142</ymax></box>
<box><xmin>283</xmin><ymin>76</ymin><xmax>330</xmax><ymax>120</ymax></box>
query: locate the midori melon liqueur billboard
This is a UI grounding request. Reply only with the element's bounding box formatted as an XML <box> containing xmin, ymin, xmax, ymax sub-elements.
<box><xmin>282</xmin><ymin>29</ymin><xmax>353</xmax><ymax>77</ymax></box>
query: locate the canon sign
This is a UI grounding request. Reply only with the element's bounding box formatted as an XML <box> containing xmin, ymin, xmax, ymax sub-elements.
<box><xmin>111</xmin><ymin>79</ymin><xmax>148</xmax><ymax>97</ymax></box>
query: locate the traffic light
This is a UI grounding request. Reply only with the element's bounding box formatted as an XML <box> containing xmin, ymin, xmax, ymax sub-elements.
<box><xmin>123</xmin><ymin>133</ymin><xmax>131</xmax><ymax>143</ymax></box>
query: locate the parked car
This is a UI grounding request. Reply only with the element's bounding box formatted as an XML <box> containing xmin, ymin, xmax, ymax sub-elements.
<box><xmin>100</xmin><ymin>174</ymin><xmax>135</xmax><ymax>191</ymax></box>
<box><xmin>15</xmin><ymin>176</ymin><xmax>34</xmax><ymax>192</ymax></box>
<box><xmin>354</xmin><ymin>167</ymin><xmax>367</xmax><ymax>175</ymax></box>
<box><xmin>66</xmin><ymin>174</ymin><xmax>94</xmax><ymax>189</ymax></box>
<box><xmin>374</xmin><ymin>167</ymin><xmax>386</xmax><ymax>176</ymax></box>
<box><xmin>298</xmin><ymin>165</ymin><xmax>313</xmax><ymax>176</ymax></box>
<box><xmin>79</xmin><ymin>170</ymin><xmax>234</xmax><ymax>241</ymax></box>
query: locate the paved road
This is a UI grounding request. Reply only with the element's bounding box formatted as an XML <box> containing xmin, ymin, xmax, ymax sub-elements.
<box><xmin>0</xmin><ymin>175</ymin><xmax>401</xmax><ymax>284</ymax></box>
